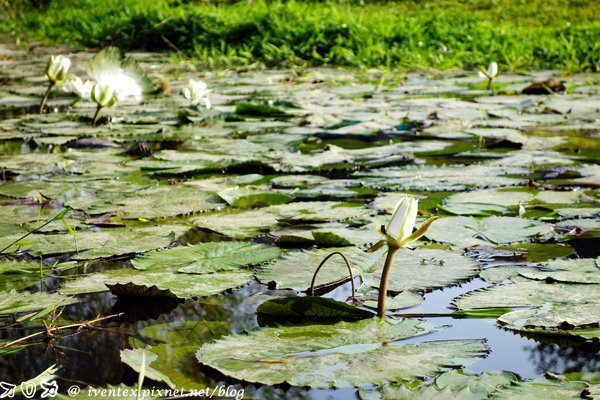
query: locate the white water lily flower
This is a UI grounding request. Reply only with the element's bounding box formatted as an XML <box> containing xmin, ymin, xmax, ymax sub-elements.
<box><xmin>182</xmin><ymin>79</ymin><xmax>211</xmax><ymax>108</ymax></box>
<box><xmin>62</xmin><ymin>76</ymin><xmax>94</xmax><ymax>100</ymax></box>
<box><xmin>87</xmin><ymin>47</ymin><xmax>145</xmax><ymax>103</ymax></box>
<box><xmin>478</xmin><ymin>61</ymin><xmax>498</xmax><ymax>79</ymax></box>
<box><xmin>91</xmin><ymin>82</ymin><xmax>117</xmax><ymax>108</ymax></box>
<box><xmin>369</xmin><ymin>195</ymin><xmax>438</xmax><ymax>251</ymax></box>
<box><xmin>46</xmin><ymin>55</ymin><xmax>71</xmax><ymax>83</ymax></box>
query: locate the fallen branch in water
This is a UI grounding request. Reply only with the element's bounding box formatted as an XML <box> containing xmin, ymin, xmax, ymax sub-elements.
<box><xmin>0</xmin><ymin>312</ymin><xmax>123</xmax><ymax>349</ymax></box>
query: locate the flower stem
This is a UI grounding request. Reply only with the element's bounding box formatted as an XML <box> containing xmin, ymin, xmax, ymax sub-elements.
<box><xmin>39</xmin><ymin>82</ymin><xmax>55</xmax><ymax>114</ymax></box>
<box><xmin>487</xmin><ymin>78</ymin><xmax>492</xmax><ymax>91</ymax></box>
<box><xmin>92</xmin><ymin>104</ymin><xmax>103</xmax><ymax>127</ymax></box>
<box><xmin>377</xmin><ymin>245</ymin><xmax>400</xmax><ymax>317</ymax></box>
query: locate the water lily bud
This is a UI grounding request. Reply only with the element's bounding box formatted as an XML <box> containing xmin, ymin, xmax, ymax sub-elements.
<box><xmin>182</xmin><ymin>79</ymin><xmax>211</xmax><ymax>108</ymax></box>
<box><xmin>387</xmin><ymin>195</ymin><xmax>418</xmax><ymax>242</ymax></box>
<box><xmin>46</xmin><ymin>55</ymin><xmax>71</xmax><ymax>83</ymax></box>
<box><xmin>91</xmin><ymin>82</ymin><xmax>117</xmax><ymax>108</ymax></box>
<box><xmin>487</xmin><ymin>61</ymin><xmax>498</xmax><ymax>78</ymax></box>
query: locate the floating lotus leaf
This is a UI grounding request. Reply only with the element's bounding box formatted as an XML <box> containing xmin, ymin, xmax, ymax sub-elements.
<box><xmin>360</xmin><ymin>369</ymin><xmax>516</xmax><ymax>400</ymax></box>
<box><xmin>120</xmin><ymin>348</ymin><xmax>176</xmax><ymax>389</ymax></box>
<box><xmin>454</xmin><ymin>279</ymin><xmax>600</xmax><ymax>329</ymax></box>
<box><xmin>192</xmin><ymin>201</ymin><xmax>372</xmax><ymax>237</ymax></box>
<box><xmin>0</xmin><ymin>290</ymin><xmax>75</xmax><ymax>316</ymax></box>
<box><xmin>217</xmin><ymin>186</ymin><xmax>293</xmax><ymax>208</ymax></box>
<box><xmin>196</xmin><ymin>319</ymin><xmax>487</xmax><ymax>388</ymax></box>
<box><xmin>131</xmin><ymin>242</ymin><xmax>282</xmax><ymax>274</ymax></box>
<box><xmin>426</xmin><ymin>216</ymin><xmax>550</xmax><ymax>247</ymax></box>
<box><xmin>2</xmin><ymin>224</ymin><xmax>187</xmax><ymax>259</ymax></box>
<box><xmin>67</xmin><ymin>184</ymin><xmax>223</xmax><ymax>219</ymax></box>
<box><xmin>59</xmin><ymin>268</ymin><xmax>253</xmax><ymax>299</ymax></box>
<box><xmin>356</xmin><ymin>164</ymin><xmax>526</xmax><ymax>192</ymax></box>
<box><xmin>257</xmin><ymin>247</ymin><xmax>479</xmax><ymax>293</ymax></box>
<box><xmin>518</xmin><ymin>257</ymin><xmax>600</xmax><ymax>284</ymax></box>
<box><xmin>256</xmin><ymin>296</ymin><xmax>374</xmax><ymax>320</ymax></box>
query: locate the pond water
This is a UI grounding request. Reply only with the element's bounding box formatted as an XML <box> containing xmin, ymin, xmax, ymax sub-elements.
<box><xmin>0</xmin><ymin>43</ymin><xmax>599</xmax><ymax>399</ymax></box>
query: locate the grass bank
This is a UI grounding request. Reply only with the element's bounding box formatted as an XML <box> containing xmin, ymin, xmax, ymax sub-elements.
<box><xmin>3</xmin><ymin>0</ymin><xmax>600</xmax><ymax>71</ymax></box>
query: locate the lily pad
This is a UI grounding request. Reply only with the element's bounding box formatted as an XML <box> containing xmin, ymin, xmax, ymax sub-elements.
<box><xmin>196</xmin><ymin>319</ymin><xmax>487</xmax><ymax>388</ymax></box>
<box><xmin>360</xmin><ymin>369</ymin><xmax>516</xmax><ymax>400</ymax></box>
<box><xmin>120</xmin><ymin>348</ymin><xmax>176</xmax><ymax>388</ymax></box>
<box><xmin>256</xmin><ymin>296</ymin><xmax>374</xmax><ymax>320</ymax></box>
<box><xmin>59</xmin><ymin>268</ymin><xmax>253</xmax><ymax>299</ymax></box>
<box><xmin>426</xmin><ymin>216</ymin><xmax>551</xmax><ymax>247</ymax></box>
<box><xmin>258</xmin><ymin>247</ymin><xmax>479</xmax><ymax>293</ymax></box>
<box><xmin>131</xmin><ymin>242</ymin><xmax>282</xmax><ymax>274</ymax></box>
<box><xmin>0</xmin><ymin>290</ymin><xmax>75</xmax><ymax>316</ymax></box>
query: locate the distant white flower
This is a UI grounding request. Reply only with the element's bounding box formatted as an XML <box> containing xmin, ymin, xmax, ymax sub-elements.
<box><xmin>90</xmin><ymin>68</ymin><xmax>143</xmax><ymax>102</ymax></box>
<box><xmin>182</xmin><ymin>79</ymin><xmax>211</xmax><ymax>109</ymax></box>
<box><xmin>91</xmin><ymin>82</ymin><xmax>117</xmax><ymax>108</ymax></box>
<box><xmin>45</xmin><ymin>55</ymin><xmax>71</xmax><ymax>83</ymax></box>
<box><xmin>62</xmin><ymin>76</ymin><xmax>94</xmax><ymax>100</ymax></box>
<box><xmin>478</xmin><ymin>61</ymin><xmax>498</xmax><ymax>79</ymax></box>
<box><xmin>87</xmin><ymin>47</ymin><xmax>145</xmax><ymax>104</ymax></box>
<box><xmin>478</xmin><ymin>62</ymin><xmax>499</xmax><ymax>90</ymax></box>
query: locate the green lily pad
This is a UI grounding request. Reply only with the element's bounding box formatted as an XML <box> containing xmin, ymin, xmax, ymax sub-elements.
<box><xmin>59</xmin><ymin>268</ymin><xmax>253</xmax><ymax>299</ymax></box>
<box><xmin>120</xmin><ymin>348</ymin><xmax>176</xmax><ymax>389</ymax></box>
<box><xmin>218</xmin><ymin>186</ymin><xmax>293</xmax><ymax>208</ymax></box>
<box><xmin>256</xmin><ymin>296</ymin><xmax>374</xmax><ymax>320</ymax></box>
<box><xmin>131</xmin><ymin>242</ymin><xmax>282</xmax><ymax>274</ymax></box>
<box><xmin>360</xmin><ymin>369</ymin><xmax>517</xmax><ymax>400</ymax></box>
<box><xmin>67</xmin><ymin>184</ymin><xmax>223</xmax><ymax>220</ymax></box>
<box><xmin>0</xmin><ymin>290</ymin><xmax>75</xmax><ymax>316</ymax></box>
<box><xmin>357</xmin><ymin>164</ymin><xmax>525</xmax><ymax>192</ymax></box>
<box><xmin>426</xmin><ymin>216</ymin><xmax>550</xmax><ymax>247</ymax></box>
<box><xmin>196</xmin><ymin>318</ymin><xmax>487</xmax><ymax>388</ymax></box>
<box><xmin>454</xmin><ymin>279</ymin><xmax>600</xmax><ymax>329</ymax></box>
<box><xmin>192</xmin><ymin>201</ymin><xmax>372</xmax><ymax>238</ymax></box>
<box><xmin>258</xmin><ymin>247</ymin><xmax>479</xmax><ymax>293</ymax></box>
<box><xmin>518</xmin><ymin>257</ymin><xmax>600</xmax><ymax>284</ymax></box>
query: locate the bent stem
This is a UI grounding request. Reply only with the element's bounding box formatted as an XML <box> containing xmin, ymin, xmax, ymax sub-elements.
<box><xmin>39</xmin><ymin>82</ymin><xmax>55</xmax><ymax>113</ymax></box>
<box><xmin>377</xmin><ymin>245</ymin><xmax>400</xmax><ymax>317</ymax></box>
<box><xmin>487</xmin><ymin>78</ymin><xmax>493</xmax><ymax>91</ymax></box>
<box><xmin>309</xmin><ymin>251</ymin><xmax>356</xmax><ymax>303</ymax></box>
<box><xmin>92</xmin><ymin>104</ymin><xmax>103</xmax><ymax>126</ymax></box>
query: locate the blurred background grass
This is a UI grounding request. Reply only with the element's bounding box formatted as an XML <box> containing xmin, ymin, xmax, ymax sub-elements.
<box><xmin>2</xmin><ymin>0</ymin><xmax>599</xmax><ymax>71</ymax></box>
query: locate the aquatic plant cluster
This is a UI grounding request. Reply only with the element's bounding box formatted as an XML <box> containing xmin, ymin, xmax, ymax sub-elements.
<box><xmin>40</xmin><ymin>48</ymin><xmax>211</xmax><ymax>126</ymax></box>
<box><xmin>0</xmin><ymin>43</ymin><xmax>599</xmax><ymax>398</ymax></box>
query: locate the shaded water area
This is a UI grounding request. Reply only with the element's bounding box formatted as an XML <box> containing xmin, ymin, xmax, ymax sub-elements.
<box><xmin>0</xmin><ymin>43</ymin><xmax>599</xmax><ymax>399</ymax></box>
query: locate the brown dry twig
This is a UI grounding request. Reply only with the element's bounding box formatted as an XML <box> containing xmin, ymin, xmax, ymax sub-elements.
<box><xmin>0</xmin><ymin>313</ymin><xmax>123</xmax><ymax>349</ymax></box>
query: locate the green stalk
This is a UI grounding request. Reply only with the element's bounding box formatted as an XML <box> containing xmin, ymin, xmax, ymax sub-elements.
<box><xmin>92</xmin><ymin>104</ymin><xmax>103</xmax><ymax>126</ymax></box>
<box><xmin>487</xmin><ymin>77</ymin><xmax>493</xmax><ymax>91</ymax></box>
<box><xmin>377</xmin><ymin>245</ymin><xmax>400</xmax><ymax>317</ymax></box>
<box><xmin>39</xmin><ymin>82</ymin><xmax>55</xmax><ymax>114</ymax></box>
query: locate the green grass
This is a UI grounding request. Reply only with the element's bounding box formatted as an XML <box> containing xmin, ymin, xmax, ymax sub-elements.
<box><xmin>3</xmin><ymin>0</ymin><xmax>600</xmax><ymax>71</ymax></box>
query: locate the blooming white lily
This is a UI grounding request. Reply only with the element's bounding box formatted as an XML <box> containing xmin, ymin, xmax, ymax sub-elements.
<box><xmin>40</xmin><ymin>55</ymin><xmax>72</xmax><ymax>113</ymax></box>
<box><xmin>367</xmin><ymin>195</ymin><xmax>439</xmax><ymax>317</ymax></box>
<box><xmin>182</xmin><ymin>79</ymin><xmax>211</xmax><ymax>109</ymax></box>
<box><xmin>62</xmin><ymin>76</ymin><xmax>94</xmax><ymax>101</ymax></box>
<box><xmin>46</xmin><ymin>55</ymin><xmax>71</xmax><ymax>84</ymax></box>
<box><xmin>478</xmin><ymin>61</ymin><xmax>499</xmax><ymax>90</ymax></box>
<box><xmin>86</xmin><ymin>47</ymin><xmax>148</xmax><ymax>125</ymax></box>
